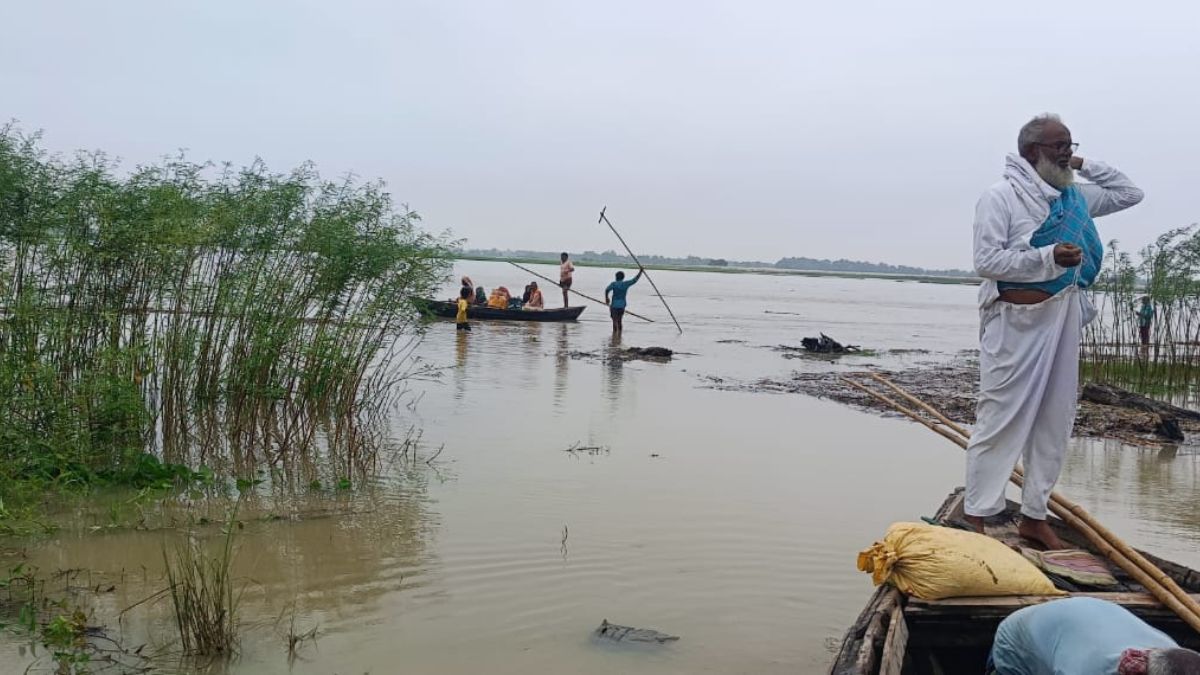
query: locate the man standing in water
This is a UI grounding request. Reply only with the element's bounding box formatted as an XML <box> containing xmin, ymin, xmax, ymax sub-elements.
<box><xmin>605</xmin><ymin>267</ymin><xmax>644</xmax><ymax>333</ymax></box>
<box><xmin>967</xmin><ymin>114</ymin><xmax>1142</xmax><ymax>549</ymax></box>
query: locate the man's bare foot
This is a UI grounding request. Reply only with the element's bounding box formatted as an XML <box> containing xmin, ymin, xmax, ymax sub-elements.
<box><xmin>1018</xmin><ymin>517</ymin><xmax>1066</xmax><ymax>550</ymax></box>
<box><xmin>963</xmin><ymin>514</ymin><xmax>986</xmax><ymax>534</ymax></box>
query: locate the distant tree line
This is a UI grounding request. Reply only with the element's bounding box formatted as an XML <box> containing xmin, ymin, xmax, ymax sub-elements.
<box><xmin>461</xmin><ymin>248</ymin><xmax>972</xmax><ymax>278</ymax></box>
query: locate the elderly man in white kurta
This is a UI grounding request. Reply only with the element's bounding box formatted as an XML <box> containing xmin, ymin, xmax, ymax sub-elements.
<box><xmin>966</xmin><ymin>114</ymin><xmax>1142</xmax><ymax>550</ymax></box>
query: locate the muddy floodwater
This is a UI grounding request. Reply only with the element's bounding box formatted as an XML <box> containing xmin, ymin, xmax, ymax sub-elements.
<box><xmin>4</xmin><ymin>260</ymin><xmax>1199</xmax><ymax>674</ymax></box>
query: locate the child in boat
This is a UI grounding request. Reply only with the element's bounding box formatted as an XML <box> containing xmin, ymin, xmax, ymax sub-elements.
<box><xmin>524</xmin><ymin>282</ymin><xmax>544</xmax><ymax>310</ymax></box>
<box><xmin>988</xmin><ymin>596</ymin><xmax>1200</xmax><ymax>674</ymax></box>
<box><xmin>456</xmin><ymin>287</ymin><xmax>472</xmax><ymax>332</ymax></box>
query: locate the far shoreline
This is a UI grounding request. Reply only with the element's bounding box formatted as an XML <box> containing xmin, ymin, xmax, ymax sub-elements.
<box><xmin>455</xmin><ymin>254</ymin><xmax>983</xmax><ymax>286</ymax></box>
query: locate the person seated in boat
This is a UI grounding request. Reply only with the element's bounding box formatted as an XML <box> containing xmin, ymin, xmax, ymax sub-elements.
<box><xmin>461</xmin><ymin>275</ymin><xmax>474</xmax><ymax>297</ymax></box>
<box><xmin>988</xmin><ymin>596</ymin><xmax>1200</xmax><ymax>675</ymax></box>
<box><xmin>524</xmin><ymin>282</ymin><xmax>544</xmax><ymax>310</ymax></box>
<box><xmin>487</xmin><ymin>286</ymin><xmax>511</xmax><ymax>309</ymax></box>
<box><xmin>474</xmin><ymin>286</ymin><xmax>487</xmax><ymax>305</ymax></box>
<box><xmin>521</xmin><ymin>284</ymin><xmax>533</xmax><ymax>304</ymax></box>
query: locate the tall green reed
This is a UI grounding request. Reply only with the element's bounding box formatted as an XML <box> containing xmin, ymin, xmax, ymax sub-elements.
<box><xmin>0</xmin><ymin>124</ymin><xmax>453</xmax><ymax>506</ymax></box>
<box><xmin>1084</xmin><ymin>226</ymin><xmax>1200</xmax><ymax>396</ymax></box>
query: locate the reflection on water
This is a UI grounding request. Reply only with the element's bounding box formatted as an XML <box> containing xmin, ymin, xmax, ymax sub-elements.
<box><xmin>554</xmin><ymin>323</ymin><xmax>570</xmax><ymax>410</ymax></box>
<box><xmin>1059</xmin><ymin>438</ymin><xmax>1200</xmax><ymax>568</ymax></box>
<box><xmin>603</xmin><ymin>331</ymin><xmax>626</xmax><ymax>406</ymax></box>
<box><xmin>4</xmin><ymin>261</ymin><xmax>1198</xmax><ymax>674</ymax></box>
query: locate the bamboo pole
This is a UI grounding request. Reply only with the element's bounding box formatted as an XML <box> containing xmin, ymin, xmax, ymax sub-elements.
<box><xmin>843</xmin><ymin>373</ymin><xmax>1200</xmax><ymax>634</ymax></box>
<box><xmin>598</xmin><ymin>207</ymin><xmax>683</xmax><ymax>333</ymax></box>
<box><xmin>868</xmin><ymin>373</ymin><xmax>971</xmax><ymax>439</ymax></box>
<box><xmin>506</xmin><ymin>260</ymin><xmax>654</xmax><ymax>323</ymax></box>
<box><xmin>839</xmin><ymin>377</ymin><xmax>967</xmax><ymax>450</ymax></box>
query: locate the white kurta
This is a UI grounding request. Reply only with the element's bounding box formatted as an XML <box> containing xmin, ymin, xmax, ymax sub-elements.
<box><xmin>966</xmin><ymin>155</ymin><xmax>1143</xmax><ymax>520</ymax></box>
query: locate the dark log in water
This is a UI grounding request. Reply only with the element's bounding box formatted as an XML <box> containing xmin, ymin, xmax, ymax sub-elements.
<box><xmin>595</xmin><ymin>619</ymin><xmax>679</xmax><ymax>643</ymax></box>
<box><xmin>1081</xmin><ymin>383</ymin><xmax>1197</xmax><ymax>441</ymax></box>
<box><xmin>1080</xmin><ymin>383</ymin><xmax>1200</xmax><ymax>420</ymax></box>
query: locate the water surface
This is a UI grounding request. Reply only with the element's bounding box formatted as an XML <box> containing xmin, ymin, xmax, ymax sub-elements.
<box><xmin>4</xmin><ymin>261</ymin><xmax>1198</xmax><ymax>674</ymax></box>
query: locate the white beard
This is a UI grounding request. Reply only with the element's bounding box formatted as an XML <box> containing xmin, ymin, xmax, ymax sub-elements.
<box><xmin>1035</xmin><ymin>155</ymin><xmax>1075</xmax><ymax>190</ymax></box>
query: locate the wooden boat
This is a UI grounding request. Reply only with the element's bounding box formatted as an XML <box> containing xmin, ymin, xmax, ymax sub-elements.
<box><xmin>418</xmin><ymin>299</ymin><xmax>585</xmax><ymax>322</ymax></box>
<box><xmin>830</xmin><ymin>488</ymin><xmax>1200</xmax><ymax>674</ymax></box>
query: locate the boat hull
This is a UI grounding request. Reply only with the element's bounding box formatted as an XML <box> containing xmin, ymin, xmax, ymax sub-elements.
<box><xmin>830</xmin><ymin>488</ymin><xmax>1200</xmax><ymax>674</ymax></box>
<box><xmin>419</xmin><ymin>299</ymin><xmax>585</xmax><ymax>322</ymax></box>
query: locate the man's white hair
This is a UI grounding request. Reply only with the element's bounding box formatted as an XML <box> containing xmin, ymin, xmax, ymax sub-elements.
<box><xmin>1017</xmin><ymin>113</ymin><xmax>1063</xmax><ymax>153</ymax></box>
<box><xmin>1148</xmin><ymin>647</ymin><xmax>1200</xmax><ymax>675</ymax></box>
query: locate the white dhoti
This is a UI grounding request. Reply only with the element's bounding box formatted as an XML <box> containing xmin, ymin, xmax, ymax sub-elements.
<box><xmin>965</xmin><ymin>287</ymin><xmax>1084</xmax><ymax>520</ymax></box>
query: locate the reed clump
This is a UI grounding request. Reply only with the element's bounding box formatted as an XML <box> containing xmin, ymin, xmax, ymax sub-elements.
<box><xmin>1084</xmin><ymin>227</ymin><xmax>1200</xmax><ymax>396</ymax></box>
<box><xmin>164</xmin><ymin>508</ymin><xmax>241</xmax><ymax>655</ymax></box>
<box><xmin>0</xmin><ymin>123</ymin><xmax>453</xmax><ymax>511</ymax></box>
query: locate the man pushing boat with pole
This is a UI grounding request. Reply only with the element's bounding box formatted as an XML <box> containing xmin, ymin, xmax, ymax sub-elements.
<box><xmin>965</xmin><ymin>113</ymin><xmax>1142</xmax><ymax>550</ymax></box>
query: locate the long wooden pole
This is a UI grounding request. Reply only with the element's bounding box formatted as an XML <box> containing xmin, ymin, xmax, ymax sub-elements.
<box><xmin>843</xmin><ymin>373</ymin><xmax>1200</xmax><ymax>633</ymax></box>
<box><xmin>506</xmin><ymin>261</ymin><xmax>655</xmax><ymax>323</ymax></box>
<box><xmin>598</xmin><ymin>207</ymin><xmax>683</xmax><ymax>333</ymax></box>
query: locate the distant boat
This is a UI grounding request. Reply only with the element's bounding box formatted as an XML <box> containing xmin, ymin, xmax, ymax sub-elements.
<box><xmin>418</xmin><ymin>299</ymin><xmax>585</xmax><ymax>322</ymax></box>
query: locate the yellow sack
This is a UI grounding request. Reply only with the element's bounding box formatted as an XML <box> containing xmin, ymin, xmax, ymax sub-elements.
<box><xmin>856</xmin><ymin>522</ymin><xmax>1065</xmax><ymax>600</ymax></box>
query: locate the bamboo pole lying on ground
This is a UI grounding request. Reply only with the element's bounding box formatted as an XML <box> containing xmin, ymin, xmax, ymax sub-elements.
<box><xmin>506</xmin><ymin>261</ymin><xmax>655</xmax><ymax>323</ymax></box>
<box><xmin>840</xmin><ymin>372</ymin><xmax>1200</xmax><ymax>634</ymax></box>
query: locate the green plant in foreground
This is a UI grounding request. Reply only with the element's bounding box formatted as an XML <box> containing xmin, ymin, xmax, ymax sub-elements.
<box><xmin>164</xmin><ymin>504</ymin><xmax>242</xmax><ymax>656</ymax></box>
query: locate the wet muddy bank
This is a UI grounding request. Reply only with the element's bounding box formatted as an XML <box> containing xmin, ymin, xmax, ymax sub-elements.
<box><xmin>708</xmin><ymin>356</ymin><xmax>1200</xmax><ymax>448</ymax></box>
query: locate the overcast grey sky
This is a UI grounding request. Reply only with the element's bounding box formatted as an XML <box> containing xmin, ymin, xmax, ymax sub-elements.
<box><xmin>2</xmin><ymin>1</ymin><xmax>1194</xmax><ymax>268</ymax></box>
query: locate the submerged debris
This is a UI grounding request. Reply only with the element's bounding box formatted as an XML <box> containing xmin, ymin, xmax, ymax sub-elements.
<box><xmin>621</xmin><ymin>346</ymin><xmax>673</xmax><ymax>361</ymax></box>
<box><xmin>567</xmin><ymin>346</ymin><xmax>675</xmax><ymax>363</ymax></box>
<box><xmin>565</xmin><ymin>442</ymin><xmax>609</xmax><ymax>456</ymax></box>
<box><xmin>595</xmin><ymin>619</ymin><xmax>680</xmax><ymax>643</ymax></box>
<box><xmin>800</xmin><ymin>333</ymin><xmax>859</xmax><ymax>353</ymax></box>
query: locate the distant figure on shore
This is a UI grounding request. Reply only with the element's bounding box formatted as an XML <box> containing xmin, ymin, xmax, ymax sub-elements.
<box><xmin>559</xmin><ymin>252</ymin><xmax>575</xmax><ymax>308</ymax></box>
<box><xmin>967</xmin><ymin>113</ymin><xmax>1143</xmax><ymax>550</ymax></box>
<box><xmin>455</xmin><ymin>287</ymin><xmax>472</xmax><ymax>332</ymax></box>
<box><xmin>1137</xmin><ymin>296</ymin><xmax>1155</xmax><ymax>347</ymax></box>
<box><xmin>605</xmin><ymin>268</ymin><xmax>643</xmax><ymax>333</ymax></box>
<box><xmin>988</xmin><ymin>597</ymin><xmax>1200</xmax><ymax>674</ymax></box>
<box><xmin>525</xmin><ymin>282</ymin><xmax>544</xmax><ymax>310</ymax></box>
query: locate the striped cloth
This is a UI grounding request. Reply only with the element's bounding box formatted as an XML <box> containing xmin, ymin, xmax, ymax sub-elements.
<box><xmin>997</xmin><ymin>184</ymin><xmax>1103</xmax><ymax>296</ymax></box>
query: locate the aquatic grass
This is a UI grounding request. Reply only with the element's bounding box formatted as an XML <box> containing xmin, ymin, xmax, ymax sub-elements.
<box><xmin>0</xmin><ymin>123</ymin><xmax>454</xmax><ymax>511</ymax></box>
<box><xmin>164</xmin><ymin>506</ymin><xmax>241</xmax><ymax>656</ymax></box>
